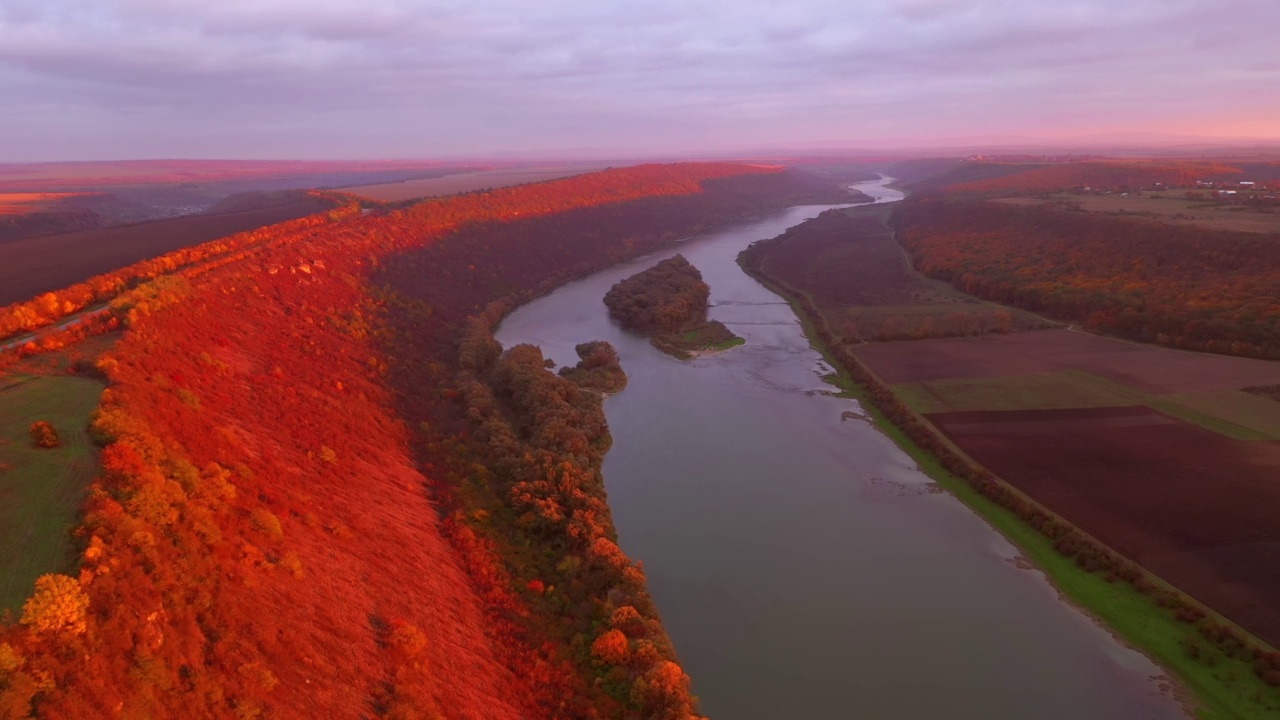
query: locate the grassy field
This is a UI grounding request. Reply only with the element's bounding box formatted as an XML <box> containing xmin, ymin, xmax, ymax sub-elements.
<box><xmin>893</xmin><ymin>370</ymin><xmax>1280</xmax><ymax>441</ymax></box>
<box><xmin>1157</xmin><ymin>391</ymin><xmax>1280</xmax><ymax>441</ymax></box>
<box><xmin>680</xmin><ymin>322</ymin><xmax>745</xmax><ymax>351</ymax></box>
<box><xmin>995</xmin><ymin>193</ymin><xmax>1280</xmax><ymax>235</ymax></box>
<box><xmin>894</xmin><ymin>370</ymin><xmax>1147</xmax><ymax>414</ymax></box>
<box><xmin>650</xmin><ymin>321</ymin><xmax>745</xmax><ymax>359</ymax></box>
<box><xmin>1149</xmin><ymin>395</ymin><xmax>1280</xmax><ymax>442</ymax></box>
<box><xmin>0</xmin><ymin>374</ymin><xmax>104</xmax><ymax>612</ymax></box>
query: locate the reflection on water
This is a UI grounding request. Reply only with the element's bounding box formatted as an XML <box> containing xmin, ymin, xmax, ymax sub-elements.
<box><xmin>496</xmin><ymin>178</ymin><xmax>1186</xmax><ymax>720</ymax></box>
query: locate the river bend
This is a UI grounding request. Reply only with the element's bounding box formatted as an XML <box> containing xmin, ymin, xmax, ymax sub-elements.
<box><xmin>496</xmin><ymin>178</ymin><xmax>1186</xmax><ymax>719</ymax></box>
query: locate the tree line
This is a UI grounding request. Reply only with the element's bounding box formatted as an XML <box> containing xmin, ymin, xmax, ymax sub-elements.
<box><xmin>937</xmin><ymin>160</ymin><xmax>1246</xmax><ymax>195</ymax></box>
<box><xmin>893</xmin><ymin>197</ymin><xmax>1280</xmax><ymax>358</ymax></box>
<box><xmin>604</xmin><ymin>255</ymin><xmax>710</xmax><ymax>333</ymax></box>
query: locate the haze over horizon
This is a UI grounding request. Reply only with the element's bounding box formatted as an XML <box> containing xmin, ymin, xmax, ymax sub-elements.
<box><xmin>2</xmin><ymin>0</ymin><xmax>1278</xmax><ymax>162</ymax></box>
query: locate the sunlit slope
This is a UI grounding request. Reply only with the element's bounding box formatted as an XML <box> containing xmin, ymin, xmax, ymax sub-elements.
<box><xmin>0</xmin><ymin>163</ymin><xmax>844</xmax><ymax>717</ymax></box>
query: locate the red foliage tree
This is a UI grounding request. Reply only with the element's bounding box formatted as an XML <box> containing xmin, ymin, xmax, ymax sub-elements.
<box><xmin>27</xmin><ymin>421</ymin><xmax>59</xmax><ymax>449</ymax></box>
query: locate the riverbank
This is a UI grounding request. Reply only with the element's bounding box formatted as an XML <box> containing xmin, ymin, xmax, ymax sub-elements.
<box><xmin>497</xmin><ymin>181</ymin><xmax>1188</xmax><ymax>719</ymax></box>
<box><xmin>737</xmin><ymin>203</ymin><xmax>1280</xmax><ymax>720</ymax></box>
<box><xmin>376</xmin><ymin>168</ymin><xmax>863</xmax><ymax>716</ymax></box>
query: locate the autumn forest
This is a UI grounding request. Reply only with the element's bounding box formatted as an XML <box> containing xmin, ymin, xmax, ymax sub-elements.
<box><xmin>0</xmin><ymin>164</ymin><xmax>850</xmax><ymax>718</ymax></box>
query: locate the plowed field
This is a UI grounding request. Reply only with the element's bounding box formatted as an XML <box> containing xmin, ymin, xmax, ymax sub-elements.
<box><xmin>0</xmin><ymin>197</ymin><xmax>331</xmax><ymax>305</ymax></box>
<box><xmin>929</xmin><ymin>405</ymin><xmax>1280</xmax><ymax>647</ymax></box>
<box><xmin>855</xmin><ymin>329</ymin><xmax>1280</xmax><ymax>393</ymax></box>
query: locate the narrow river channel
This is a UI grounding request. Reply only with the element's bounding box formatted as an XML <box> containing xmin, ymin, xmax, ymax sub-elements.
<box><xmin>495</xmin><ymin>178</ymin><xmax>1187</xmax><ymax>719</ymax></box>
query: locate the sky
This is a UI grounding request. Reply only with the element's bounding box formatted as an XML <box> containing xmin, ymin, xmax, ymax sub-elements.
<box><xmin>2</xmin><ymin>0</ymin><xmax>1278</xmax><ymax>161</ymax></box>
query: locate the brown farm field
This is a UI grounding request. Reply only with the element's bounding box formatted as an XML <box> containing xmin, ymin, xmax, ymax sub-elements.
<box><xmin>756</xmin><ymin>203</ymin><xmax>945</xmax><ymax>306</ymax></box>
<box><xmin>0</xmin><ymin>196</ymin><xmax>332</xmax><ymax>306</ymax></box>
<box><xmin>342</xmin><ymin>165</ymin><xmax>606</xmax><ymax>201</ymax></box>
<box><xmin>993</xmin><ymin>193</ymin><xmax>1280</xmax><ymax>235</ymax></box>
<box><xmin>855</xmin><ymin>328</ymin><xmax>1280</xmax><ymax>646</ymax></box>
<box><xmin>741</xmin><ymin>203</ymin><xmax>1049</xmax><ymax>342</ymax></box>
<box><xmin>855</xmin><ymin>329</ymin><xmax>1280</xmax><ymax>393</ymax></box>
<box><xmin>929</xmin><ymin>405</ymin><xmax>1280</xmax><ymax>647</ymax></box>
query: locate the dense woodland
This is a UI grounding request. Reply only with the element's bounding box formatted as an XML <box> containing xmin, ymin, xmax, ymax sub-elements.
<box><xmin>373</xmin><ymin>167</ymin><xmax>847</xmax><ymax>717</ymax></box>
<box><xmin>439</xmin><ymin>316</ymin><xmax>695</xmax><ymax>718</ymax></box>
<box><xmin>893</xmin><ymin>197</ymin><xmax>1280</xmax><ymax>358</ymax></box>
<box><xmin>602</xmin><ymin>256</ymin><xmax>742</xmax><ymax>357</ymax></box>
<box><xmin>557</xmin><ymin>342</ymin><xmax>629</xmax><ymax>393</ymax></box>
<box><xmin>0</xmin><ymin>164</ymin><xmax>848</xmax><ymax>717</ymax></box>
<box><xmin>605</xmin><ymin>256</ymin><xmax>710</xmax><ymax>334</ymax></box>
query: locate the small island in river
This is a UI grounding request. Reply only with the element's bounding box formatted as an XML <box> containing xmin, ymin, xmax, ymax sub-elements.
<box><xmin>604</xmin><ymin>254</ymin><xmax>744</xmax><ymax>359</ymax></box>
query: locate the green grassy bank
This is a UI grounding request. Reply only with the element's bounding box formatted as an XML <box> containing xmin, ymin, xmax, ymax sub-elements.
<box><xmin>0</xmin><ymin>374</ymin><xmax>104</xmax><ymax>613</ymax></box>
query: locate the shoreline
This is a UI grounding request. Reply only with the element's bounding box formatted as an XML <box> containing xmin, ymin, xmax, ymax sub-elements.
<box><xmin>655</xmin><ymin>333</ymin><xmax>746</xmax><ymax>360</ymax></box>
<box><xmin>498</xmin><ymin>185</ymin><xmax>1200</xmax><ymax>718</ymax></box>
<box><xmin>736</xmin><ymin>227</ymin><xmax>1212</xmax><ymax>717</ymax></box>
<box><xmin>684</xmin><ymin>340</ymin><xmax>746</xmax><ymax>359</ymax></box>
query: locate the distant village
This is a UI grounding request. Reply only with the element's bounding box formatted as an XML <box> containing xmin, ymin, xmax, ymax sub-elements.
<box><xmin>1077</xmin><ymin>178</ymin><xmax>1279</xmax><ymax>205</ymax></box>
<box><xmin>1189</xmin><ymin>179</ymin><xmax>1279</xmax><ymax>201</ymax></box>
<box><xmin>963</xmin><ymin>154</ymin><xmax>1279</xmax><ymax>204</ymax></box>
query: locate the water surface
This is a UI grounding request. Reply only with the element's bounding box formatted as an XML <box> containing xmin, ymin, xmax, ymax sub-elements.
<box><xmin>496</xmin><ymin>178</ymin><xmax>1186</xmax><ymax>719</ymax></box>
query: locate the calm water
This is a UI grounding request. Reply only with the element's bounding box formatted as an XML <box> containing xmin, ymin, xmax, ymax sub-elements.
<box><xmin>496</xmin><ymin>178</ymin><xmax>1187</xmax><ymax>719</ymax></box>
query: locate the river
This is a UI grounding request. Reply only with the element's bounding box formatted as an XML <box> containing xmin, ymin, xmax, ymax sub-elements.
<box><xmin>495</xmin><ymin>177</ymin><xmax>1187</xmax><ymax>719</ymax></box>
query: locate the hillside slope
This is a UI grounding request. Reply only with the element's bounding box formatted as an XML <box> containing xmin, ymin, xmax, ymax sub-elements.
<box><xmin>0</xmin><ymin>164</ymin><xmax>847</xmax><ymax>718</ymax></box>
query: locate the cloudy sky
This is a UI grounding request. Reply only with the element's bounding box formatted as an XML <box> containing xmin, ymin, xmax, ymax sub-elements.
<box><xmin>2</xmin><ymin>0</ymin><xmax>1277</xmax><ymax>161</ymax></box>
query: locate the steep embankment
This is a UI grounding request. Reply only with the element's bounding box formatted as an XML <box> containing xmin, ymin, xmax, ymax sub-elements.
<box><xmin>0</xmin><ymin>164</ymin><xmax>848</xmax><ymax>718</ymax></box>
